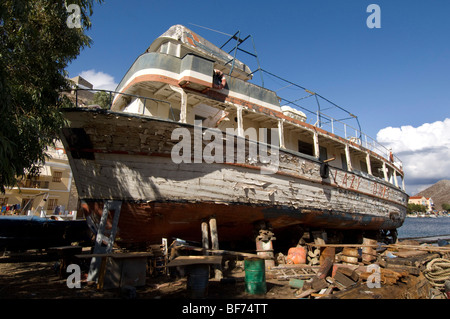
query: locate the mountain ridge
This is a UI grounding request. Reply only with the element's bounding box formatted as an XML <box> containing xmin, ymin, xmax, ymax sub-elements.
<box><xmin>414</xmin><ymin>180</ymin><xmax>450</xmax><ymax>211</ymax></box>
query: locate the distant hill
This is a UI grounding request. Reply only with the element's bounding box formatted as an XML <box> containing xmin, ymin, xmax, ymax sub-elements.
<box><xmin>415</xmin><ymin>180</ymin><xmax>450</xmax><ymax>211</ymax></box>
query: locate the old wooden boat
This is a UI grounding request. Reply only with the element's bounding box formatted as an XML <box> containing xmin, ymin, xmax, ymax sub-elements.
<box><xmin>60</xmin><ymin>25</ymin><xmax>408</xmax><ymax>249</ymax></box>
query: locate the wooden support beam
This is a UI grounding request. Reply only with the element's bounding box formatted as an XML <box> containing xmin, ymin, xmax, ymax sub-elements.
<box><xmin>236</xmin><ymin>105</ymin><xmax>244</xmax><ymax>137</ymax></box>
<box><xmin>278</xmin><ymin>119</ymin><xmax>285</xmax><ymax>149</ymax></box>
<box><xmin>313</xmin><ymin>131</ymin><xmax>320</xmax><ymax>159</ymax></box>
<box><xmin>169</xmin><ymin>85</ymin><xmax>187</xmax><ymax>123</ymax></box>
<box><xmin>366</xmin><ymin>153</ymin><xmax>373</xmax><ymax>175</ymax></box>
<box><xmin>345</xmin><ymin>144</ymin><xmax>353</xmax><ymax>171</ymax></box>
<box><xmin>209</xmin><ymin>216</ymin><xmax>219</xmax><ymax>250</ymax></box>
<box><xmin>201</xmin><ymin>221</ymin><xmax>210</xmax><ymax>253</ymax></box>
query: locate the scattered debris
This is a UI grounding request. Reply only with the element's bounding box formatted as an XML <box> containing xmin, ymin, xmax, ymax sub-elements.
<box><xmin>282</xmin><ymin>239</ymin><xmax>450</xmax><ymax>299</ymax></box>
<box><xmin>1</xmin><ymin>237</ymin><xmax>450</xmax><ymax>299</ymax></box>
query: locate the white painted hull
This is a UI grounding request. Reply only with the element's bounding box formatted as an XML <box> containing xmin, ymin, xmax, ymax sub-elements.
<box><xmin>60</xmin><ymin>109</ymin><xmax>407</xmax><ymax>246</ymax></box>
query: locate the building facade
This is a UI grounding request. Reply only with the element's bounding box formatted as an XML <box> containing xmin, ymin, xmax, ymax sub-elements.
<box><xmin>0</xmin><ymin>76</ymin><xmax>95</xmax><ymax>217</ymax></box>
<box><xmin>0</xmin><ymin>140</ymin><xmax>79</xmax><ymax>217</ymax></box>
<box><xmin>408</xmin><ymin>196</ymin><xmax>435</xmax><ymax>212</ymax></box>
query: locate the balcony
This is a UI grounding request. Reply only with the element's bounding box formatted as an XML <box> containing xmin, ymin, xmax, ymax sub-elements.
<box><xmin>18</xmin><ymin>180</ymin><xmax>50</xmax><ymax>189</ymax></box>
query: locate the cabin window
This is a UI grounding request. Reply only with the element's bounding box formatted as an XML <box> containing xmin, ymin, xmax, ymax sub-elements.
<box><xmin>360</xmin><ymin>160</ymin><xmax>368</xmax><ymax>173</ymax></box>
<box><xmin>260</xmin><ymin>128</ymin><xmax>278</xmax><ymax>145</ymax></box>
<box><xmin>171</xmin><ymin>108</ymin><xmax>181</xmax><ymax>121</ymax></box>
<box><xmin>298</xmin><ymin>140</ymin><xmax>314</xmax><ymax>156</ymax></box>
<box><xmin>341</xmin><ymin>154</ymin><xmax>348</xmax><ymax>171</ymax></box>
<box><xmin>195</xmin><ymin>115</ymin><xmax>207</xmax><ymax>123</ymax></box>
<box><xmin>319</xmin><ymin>146</ymin><xmax>328</xmax><ymax>161</ymax></box>
<box><xmin>266</xmin><ymin>128</ymin><xmax>271</xmax><ymax>144</ymax></box>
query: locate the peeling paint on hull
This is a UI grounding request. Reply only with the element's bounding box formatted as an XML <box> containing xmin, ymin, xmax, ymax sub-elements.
<box><xmin>61</xmin><ymin>109</ymin><xmax>407</xmax><ymax>247</ymax></box>
<box><xmin>80</xmin><ymin>199</ymin><xmax>403</xmax><ymax>247</ymax></box>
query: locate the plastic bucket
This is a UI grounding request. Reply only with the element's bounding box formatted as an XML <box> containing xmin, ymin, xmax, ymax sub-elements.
<box><xmin>244</xmin><ymin>258</ymin><xmax>267</xmax><ymax>295</ymax></box>
<box><xmin>187</xmin><ymin>264</ymin><xmax>210</xmax><ymax>298</ymax></box>
<box><xmin>287</xmin><ymin>246</ymin><xmax>307</xmax><ymax>264</ymax></box>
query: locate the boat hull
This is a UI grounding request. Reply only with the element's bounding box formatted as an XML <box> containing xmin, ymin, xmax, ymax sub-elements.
<box><xmin>79</xmin><ymin>199</ymin><xmax>402</xmax><ymax>247</ymax></box>
<box><xmin>60</xmin><ymin>109</ymin><xmax>408</xmax><ymax>247</ymax></box>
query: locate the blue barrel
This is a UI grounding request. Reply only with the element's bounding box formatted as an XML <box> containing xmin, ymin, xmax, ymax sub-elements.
<box><xmin>187</xmin><ymin>264</ymin><xmax>210</xmax><ymax>298</ymax></box>
<box><xmin>244</xmin><ymin>258</ymin><xmax>267</xmax><ymax>295</ymax></box>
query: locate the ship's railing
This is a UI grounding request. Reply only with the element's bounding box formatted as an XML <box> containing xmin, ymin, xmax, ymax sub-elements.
<box><xmin>60</xmin><ymin>88</ymin><xmax>177</xmax><ymax>121</ymax></box>
<box><xmin>262</xmin><ymin>69</ymin><xmax>403</xmax><ymax>173</ymax></box>
<box><xmin>318</xmin><ymin>113</ymin><xmax>403</xmax><ymax>172</ymax></box>
<box><xmin>61</xmin><ymin>88</ymin><xmax>403</xmax><ymax>173</ymax></box>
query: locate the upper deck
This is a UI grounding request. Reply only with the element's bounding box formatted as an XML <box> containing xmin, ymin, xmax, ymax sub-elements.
<box><xmin>104</xmin><ymin>25</ymin><xmax>405</xmax><ymax>191</ymax></box>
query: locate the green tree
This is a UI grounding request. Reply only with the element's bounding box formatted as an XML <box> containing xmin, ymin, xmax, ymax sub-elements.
<box><xmin>407</xmin><ymin>203</ymin><xmax>427</xmax><ymax>214</ymax></box>
<box><xmin>93</xmin><ymin>91</ymin><xmax>113</xmax><ymax>109</ymax></box>
<box><xmin>0</xmin><ymin>0</ymin><xmax>103</xmax><ymax>192</ymax></box>
<box><xmin>442</xmin><ymin>203</ymin><xmax>450</xmax><ymax>211</ymax></box>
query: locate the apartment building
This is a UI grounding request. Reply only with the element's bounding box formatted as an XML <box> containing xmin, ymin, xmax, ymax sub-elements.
<box><xmin>408</xmin><ymin>196</ymin><xmax>435</xmax><ymax>212</ymax></box>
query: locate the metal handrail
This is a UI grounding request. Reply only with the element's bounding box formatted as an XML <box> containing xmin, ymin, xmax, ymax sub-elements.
<box><xmin>62</xmin><ymin>88</ymin><xmax>403</xmax><ymax>172</ymax></box>
<box><xmin>318</xmin><ymin>114</ymin><xmax>403</xmax><ymax>172</ymax></box>
<box><xmin>62</xmin><ymin>88</ymin><xmax>177</xmax><ymax>121</ymax></box>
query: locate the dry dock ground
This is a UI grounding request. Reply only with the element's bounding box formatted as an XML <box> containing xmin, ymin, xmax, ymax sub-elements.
<box><xmin>1</xmin><ymin>240</ymin><xmax>449</xmax><ymax>300</ymax></box>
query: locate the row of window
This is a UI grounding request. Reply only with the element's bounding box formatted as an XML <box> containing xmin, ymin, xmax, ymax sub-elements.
<box><xmin>1</xmin><ymin>198</ymin><xmax>59</xmax><ymax>211</ymax></box>
<box><xmin>18</xmin><ymin>171</ymin><xmax>63</xmax><ymax>189</ymax></box>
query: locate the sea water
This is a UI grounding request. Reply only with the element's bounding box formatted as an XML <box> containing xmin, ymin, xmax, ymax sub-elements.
<box><xmin>397</xmin><ymin>216</ymin><xmax>450</xmax><ymax>239</ymax></box>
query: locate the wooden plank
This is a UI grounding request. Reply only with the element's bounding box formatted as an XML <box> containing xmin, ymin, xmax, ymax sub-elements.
<box><xmin>317</xmin><ymin>255</ymin><xmax>334</xmax><ymax>279</ymax></box>
<box><xmin>335</xmin><ymin>266</ymin><xmax>359</xmax><ymax>282</ymax></box>
<box><xmin>386</xmin><ymin>244</ymin><xmax>450</xmax><ymax>253</ymax></box>
<box><xmin>306</xmin><ymin>243</ymin><xmax>378</xmax><ymax>248</ymax></box>
<box><xmin>76</xmin><ymin>252</ymin><xmax>154</xmax><ymax>259</ymax></box>
<box><xmin>311</xmin><ymin>277</ymin><xmax>329</xmax><ymax>290</ymax></box>
<box><xmin>167</xmin><ymin>255</ymin><xmax>222</xmax><ymax>267</ymax></box>
<box><xmin>177</xmin><ymin>245</ymin><xmax>259</xmax><ymax>258</ymax></box>
<box><xmin>385</xmin><ymin>263</ymin><xmax>420</xmax><ymax>276</ymax></box>
<box><xmin>270</xmin><ymin>264</ymin><xmax>320</xmax><ymax>270</ymax></box>
<box><xmin>296</xmin><ymin>288</ymin><xmax>317</xmax><ymax>299</ymax></box>
<box><xmin>389</xmin><ymin>249</ymin><xmax>428</xmax><ymax>258</ymax></box>
<box><xmin>96</xmin><ymin>257</ymin><xmax>107</xmax><ymax>290</ymax></box>
<box><xmin>333</xmin><ymin>271</ymin><xmax>357</xmax><ymax>288</ymax></box>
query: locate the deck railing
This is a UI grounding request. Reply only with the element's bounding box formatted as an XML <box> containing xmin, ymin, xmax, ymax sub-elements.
<box><xmin>318</xmin><ymin>114</ymin><xmax>403</xmax><ymax>172</ymax></box>
<box><xmin>62</xmin><ymin>88</ymin><xmax>403</xmax><ymax>173</ymax></box>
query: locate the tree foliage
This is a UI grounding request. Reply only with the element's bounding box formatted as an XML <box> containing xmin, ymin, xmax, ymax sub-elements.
<box><xmin>93</xmin><ymin>91</ymin><xmax>113</xmax><ymax>109</ymax></box>
<box><xmin>442</xmin><ymin>203</ymin><xmax>450</xmax><ymax>211</ymax></box>
<box><xmin>407</xmin><ymin>203</ymin><xmax>427</xmax><ymax>213</ymax></box>
<box><xmin>0</xmin><ymin>0</ymin><xmax>103</xmax><ymax>192</ymax></box>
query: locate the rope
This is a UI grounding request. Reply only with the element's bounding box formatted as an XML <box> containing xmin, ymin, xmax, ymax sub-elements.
<box><xmin>423</xmin><ymin>258</ymin><xmax>450</xmax><ymax>289</ymax></box>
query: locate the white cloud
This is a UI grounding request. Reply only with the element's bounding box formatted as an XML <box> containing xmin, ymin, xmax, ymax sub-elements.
<box><xmin>377</xmin><ymin>118</ymin><xmax>450</xmax><ymax>195</ymax></box>
<box><xmin>79</xmin><ymin>69</ymin><xmax>118</xmax><ymax>91</ymax></box>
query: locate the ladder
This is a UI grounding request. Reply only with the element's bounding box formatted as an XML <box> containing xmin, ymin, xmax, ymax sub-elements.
<box><xmin>87</xmin><ymin>200</ymin><xmax>122</xmax><ymax>282</ymax></box>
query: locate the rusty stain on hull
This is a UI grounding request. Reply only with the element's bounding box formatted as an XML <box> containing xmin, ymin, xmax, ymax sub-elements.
<box><xmin>58</xmin><ymin>108</ymin><xmax>408</xmax><ymax>248</ymax></box>
<box><xmin>81</xmin><ymin>199</ymin><xmax>403</xmax><ymax>247</ymax></box>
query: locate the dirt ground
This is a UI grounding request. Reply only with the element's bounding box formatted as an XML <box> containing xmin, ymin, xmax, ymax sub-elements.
<box><xmin>0</xmin><ymin>250</ymin><xmax>296</xmax><ymax>300</ymax></box>
<box><xmin>0</xmin><ymin>249</ymin><xmax>441</xmax><ymax>300</ymax></box>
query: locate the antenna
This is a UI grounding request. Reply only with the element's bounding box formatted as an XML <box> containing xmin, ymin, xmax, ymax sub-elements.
<box><xmin>188</xmin><ymin>23</ymin><xmax>264</xmax><ymax>86</ymax></box>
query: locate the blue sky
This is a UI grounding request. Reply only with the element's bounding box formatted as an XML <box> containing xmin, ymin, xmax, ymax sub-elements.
<box><xmin>67</xmin><ymin>0</ymin><xmax>450</xmax><ymax>197</ymax></box>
